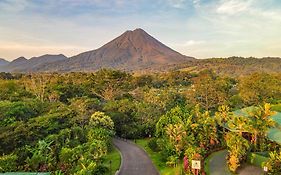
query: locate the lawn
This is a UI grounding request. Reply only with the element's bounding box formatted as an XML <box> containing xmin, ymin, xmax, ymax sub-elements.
<box><xmin>272</xmin><ymin>104</ymin><xmax>281</xmax><ymax>112</ymax></box>
<box><xmin>135</xmin><ymin>138</ymin><xmax>183</xmax><ymax>175</ymax></box>
<box><xmin>247</xmin><ymin>152</ymin><xmax>269</xmax><ymax>167</ymax></box>
<box><xmin>103</xmin><ymin>147</ymin><xmax>121</xmax><ymax>175</ymax></box>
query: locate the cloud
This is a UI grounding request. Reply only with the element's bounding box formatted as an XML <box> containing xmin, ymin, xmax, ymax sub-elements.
<box><xmin>167</xmin><ymin>0</ymin><xmax>188</xmax><ymax>9</ymax></box>
<box><xmin>0</xmin><ymin>0</ymin><xmax>281</xmax><ymax>59</ymax></box>
<box><xmin>0</xmin><ymin>0</ymin><xmax>29</xmax><ymax>12</ymax></box>
<box><xmin>182</xmin><ymin>40</ymin><xmax>206</xmax><ymax>47</ymax></box>
<box><xmin>216</xmin><ymin>0</ymin><xmax>253</xmax><ymax>15</ymax></box>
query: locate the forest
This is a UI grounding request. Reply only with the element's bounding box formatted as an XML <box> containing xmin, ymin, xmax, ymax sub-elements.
<box><xmin>0</xmin><ymin>69</ymin><xmax>281</xmax><ymax>174</ymax></box>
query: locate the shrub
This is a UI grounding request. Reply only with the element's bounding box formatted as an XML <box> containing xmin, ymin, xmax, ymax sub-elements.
<box><xmin>148</xmin><ymin>138</ymin><xmax>160</xmax><ymax>152</ymax></box>
<box><xmin>0</xmin><ymin>154</ymin><xmax>17</xmax><ymax>172</ymax></box>
<box><xmin>92</xmin><ymin>165</ymin><xmax>109</xmax><ymax>175</ymax></box>
<box><xmin>263</xmin><ymin>151</ymin><xmax>281</xmax><ymax>174</ymax></box>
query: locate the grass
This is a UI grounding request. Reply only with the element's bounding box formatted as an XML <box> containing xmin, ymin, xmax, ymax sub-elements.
<box><xmin>204</xmin><ymin>152</ymin><xmax>212</xmax><ymax>175</ymax></box>
<box><xmin>272</xmin><ymin>104</ymin><xmax>281</xmax><ymax>112</ymax></box>
<box><xmin>103</xmin><ymin>147</ymin><xmax>121</xmax><ymax>175</ymax></box>
<box><xmin>135</xmin><ymin>138</ymin><xmax>183</xmax><ymax>175</ymax></box>
<box><xmin>247</xmin><ymin>152</ymin><xmax>269</xmax><ymax>167</ymax></box>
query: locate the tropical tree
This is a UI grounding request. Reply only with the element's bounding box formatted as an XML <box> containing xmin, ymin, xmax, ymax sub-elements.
<box><xmin>247</xmin><ymin>103</ymin><xmax>276</xmax><ymax>151</ymax></box>
<box><xmin>156</xmin><ymin>106</ymin><xmax>186</xmax><ymax>137</ymax></box>
<box><xmin>225</xmin><ymin>132</ymin><xmax>250</xmax><ymax>172</ymax></box>
<box><xmin>215</xmin><ymin>105</ymin><xmax>232</xmax><ymax>133</ymax></box>
<box><xmin>187</xmin><ymin>70</ymin><xmax>231</xmax><ymax>110</ymax></box>
<box><xmin>238</xmin><ymin>73</ymin><xmax>281</xmax><ymax>105</ymax></box>
<box><xmin>89</xmin><ymin>112</ymin><xmax>114</xmax><ymax>130</ymax></box>
<box><xmin>89</xmin><ymin>69</ymin><xmax>133</xmax><ymax>100</ymax></box>
<box><xmin>228</xmin><ymin>116</ymin><xmax>250</xmax><ymax>136</ymax></box>
<box><xmin>166</xmin><ymin>123</ymin><xmax>187</xmax><ymax>156</ymax></box>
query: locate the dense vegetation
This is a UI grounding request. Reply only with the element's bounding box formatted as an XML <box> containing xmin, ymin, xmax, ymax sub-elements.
<box><xmin>0</xmin><ymin>69</ymin><xmax>280</xmax><ymax>174</ymax></box>
<box><xmin>169</xmin><ymin>57</ymin><xmax>281</xmax><ymax>77</ymax></box>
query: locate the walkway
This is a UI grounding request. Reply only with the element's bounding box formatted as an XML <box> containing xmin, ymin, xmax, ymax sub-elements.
<box><xmin>206</xmin><ymin>149</ymin><xmax>263</xmax><ymax>175</ymax></box>
<box><xmin>113</xmin><ymin>138</ymin><xmax>159</xmax><ymax>175</ymax></box>
<box><xmin>208</xmin><ymin>150</ymin><xmax>232</xmax><ymax>175</ymax></box>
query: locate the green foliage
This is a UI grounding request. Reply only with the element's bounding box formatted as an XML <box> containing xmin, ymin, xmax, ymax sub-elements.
<box><xmin>0</xmin><ymin>80</ymin><xmax>31</xmax><ymax>101</ymax></box>
<box><xmin>148</xmin><ymin>138</ymin><xmax>160</xmax><ymax>152</ymax></box>
<box><xmin>89</xmin><ymin>69</ymin><xmax>133</xmax><ymax>100</ymax></box>
<box><xmin>156</xmin><ymin>106</ymin><xmax>186</xmax><ymax>137</ymax></box>
<box><xmin>187</xmin><ymin>70</ymin><xmax>232</xmax><ymax>110</ymax></box>
<box><xmin>0</xmin><ymin>153</ymin><xmax>17</xmax><ymax>172</ymax></box>
<box><xmin>225</xmin><ymin>132</ymin><xmax>250</xmax><ymax>172</ymax></box>
<box><xmin>0</xmin><ymin>100</ymin><xmax>47</xmax><ymax>126</ymax></box>
<box><xmin>89</xmin><ymin>112</ymin><xmax>114</xmax><ymax>130</ymax></box>
<box><xmin>155</xmin><ymin>105</ymin><xmax>218</xmax><ymax>168</ymax></box>
<box><xmin>0</xmin><ymin>70</ymin><xmax>280</xmax><ymax>174</ymax></box>
<box><xmin>247</xmin><ymin>152</ymin><xmax>269</xmax><ymax>167</ymax></box>
<box><xmin>263</xmin><ymin>151</ymin><xmax>281</xmax><ymax>174</ymax></box>
<box><xmin>25</xmin><ymin>140</ymin><xmax>54</xmax><ymax>171</ymax></box>
<box><xmin>239</xmin><ymin>73</ymin><xmax>281</xmax><ymax>105</ymax></box>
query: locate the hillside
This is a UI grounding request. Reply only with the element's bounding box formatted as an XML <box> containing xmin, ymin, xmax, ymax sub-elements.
<box><xmin>0</xmin><ymin>58</ymin><xmax>9</xmax><ymax>66</ymax></box>
<box><xmin>170</xmin><ymin>57</ymin><xmax>281</xmax><ymax>76</ymax></box>
<box><xmin>34</xmin><ymin>28</ymin><xmax>194</xmax><ymax>72</ymax></box>
<box><xmin>0</xmin><ymin>54</ymin><xmax>67</xmax><ymax>72</ymax></box>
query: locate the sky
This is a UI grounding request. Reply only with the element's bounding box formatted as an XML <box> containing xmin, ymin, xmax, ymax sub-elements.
<box><xmin>0</xmin><ymin>0</ymin><xmax>281</xmax><ymax>61</ymax></box>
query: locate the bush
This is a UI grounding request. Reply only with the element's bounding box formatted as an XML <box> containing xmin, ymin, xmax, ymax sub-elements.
<box><xmin>0</xmin><ymin>154</ymin><xmax>17</xmax><ymax>172</ymax></box>
<box><xmin>92</xmin><ymin>165</ymin><xmax>109</xmax><ymax>175</ymax></box>
<box><xmin>263</xmin><ymin>151</ymin><xmax>281</xmax><ymax>174</ymax></box>
<box><xmin>148</xmin><ymin>138</ymin><xmax>160</xmax><ymax>152</ymax></box>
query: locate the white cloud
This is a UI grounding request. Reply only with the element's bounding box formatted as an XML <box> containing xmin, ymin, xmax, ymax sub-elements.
<box><xmin>182</xmin><ymin>40</ymin><xmax>206</xmax><ymax>47</ymax></box>
<box><xmin>167</xmin><ymin>0</ymin><xmax>188</xmax><ymax>9</ymax></box>
<box><xmin>216</xmin><ymin>0</ymin><xmax>253</xmax><ymax>15</ymax></box>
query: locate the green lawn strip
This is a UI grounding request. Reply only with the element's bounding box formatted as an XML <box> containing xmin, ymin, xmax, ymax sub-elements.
<box><xmin>272</xmin><ymin>104</ymin><xmax>281</xmax><ymax>112</ymax></box>
<box><xmin>247</xmin><ymin>152</ymin><xmax>269</xmax><ymax>167</ymax></box>
<box><xmin>204</xmin><ymin>152</ymin><xmax>212</xmax><ymax>175</ymax></box>
<box><xmin>103</xmin><ymin>147</ymin><xmax>121</xmax><ymax>175</ymax></box>
<box><xmin>1</xmin><ymin>173</ymin><xmax>50</xmax><ymax>175</ymax></box>
<box><xmin>135</xmin><ymin>138</ymin><xmax>183</xmax><ymax>175</ymax></box>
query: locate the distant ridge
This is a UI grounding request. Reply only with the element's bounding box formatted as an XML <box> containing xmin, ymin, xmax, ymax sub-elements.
<box><xmin>0</xmin><ymin>58</ymin><xmax>9</xmax><ymax>66</ymax></box>
<box><xmin>0</xmin><ymin>54</ymin><xmax>67</xmax><ymax>72</ymax></box>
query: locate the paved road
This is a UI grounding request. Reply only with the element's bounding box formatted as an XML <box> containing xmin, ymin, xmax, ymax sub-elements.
<box><xmin>208</xmin><ymin>149</ymin><xmax>263</xmax><ymax>175</ymax></box>
<box><xmin>113</xmin><ymin>138</ymin><xmax>159</xmax><ymax>175</ymax></box>
<box><xmin>237</xmin><ymin>165</ymin><xmax>263</xmax><ymax>175</ymax></box>
<box><xmin>208</xmin><ymin>150</ymin><xmax>232</xmax><ymax>175</ymax></box>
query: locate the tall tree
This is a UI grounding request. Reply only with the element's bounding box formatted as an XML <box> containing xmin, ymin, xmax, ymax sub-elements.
<box><xmin>239</xmin><ymin>73</ymin><xmax>281</xmax><ymax>105</ymax></box>
<box><xmin>187</xmin><ymin>70</ymin><xmax>231</xmax><ymax>110</ymax></box>
<box><xmin>247</xmin><ymin>104</ymin><xmax>276</xmax><ymax>150</ymax></box>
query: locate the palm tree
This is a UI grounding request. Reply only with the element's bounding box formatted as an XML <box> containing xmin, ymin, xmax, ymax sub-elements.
<box><xmin>247</xmin><ymin>103</ymin><xmax>276</xmax><ymax>151</ymax></box>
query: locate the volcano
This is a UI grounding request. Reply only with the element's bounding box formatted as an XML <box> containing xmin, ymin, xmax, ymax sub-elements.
<box><xmin>36</xmin><ymin>28</ymin><xmax>194</xmax><ymax>72</ymax></box>
<box><xmin>3</xmin><ymin>28</ymin><xmax>194</xmax><ymax>72</ymax></box>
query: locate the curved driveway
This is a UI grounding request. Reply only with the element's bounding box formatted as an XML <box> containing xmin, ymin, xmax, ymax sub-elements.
<box><xmin>113</xmin><ymin>138</ymin><xmax>159</xmax><ymax>175</ymax></box>
<box><xmin>207</xmin><ymin>149</ymin><xmax>263</xmax><ymax>175</ymax></box>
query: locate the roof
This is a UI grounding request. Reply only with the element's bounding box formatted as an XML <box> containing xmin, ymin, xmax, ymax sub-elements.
<box><xmin>231</xmin><ymin>107</ymin><xmax>281</xmax><ymax>144</ymax></box>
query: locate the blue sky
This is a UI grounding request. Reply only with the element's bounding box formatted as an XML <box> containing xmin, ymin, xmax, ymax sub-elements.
<box><xmin>0</xmin><ymin>0</ymin><xmax>281</xmax><ymax>60</ymax></box>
